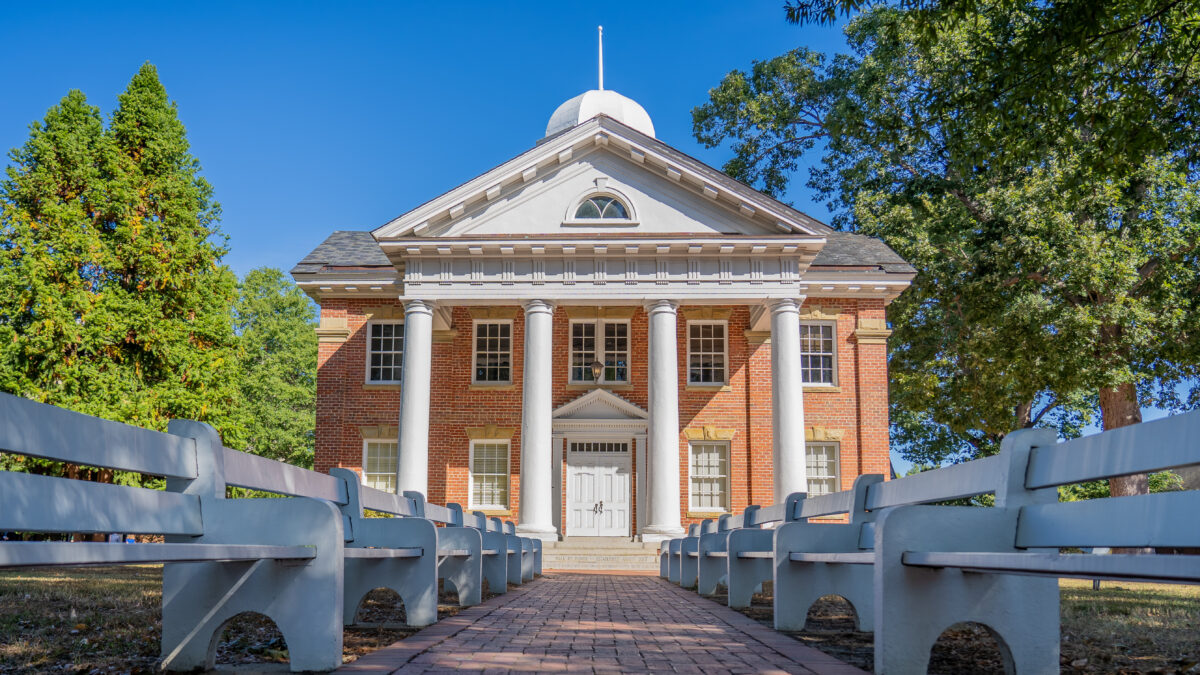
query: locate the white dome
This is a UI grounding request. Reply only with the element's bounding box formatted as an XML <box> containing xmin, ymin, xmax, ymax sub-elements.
<box><xmin>545</xmin><ymin>89</ymin><xmax>655</xmax><ymax>138</ymax></box>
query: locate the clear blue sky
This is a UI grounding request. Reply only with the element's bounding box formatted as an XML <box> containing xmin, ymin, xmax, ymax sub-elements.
<box><xmin>0</xmin><ymin>1</ymin><xmax>846</xmax><ymax>278</ymax></box>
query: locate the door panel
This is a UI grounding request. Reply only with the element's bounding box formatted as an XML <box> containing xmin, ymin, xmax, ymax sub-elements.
<box><xmin>567</xmin><ymin>441</ymin><xmax>630</xmax><ymax>537</ymax></box>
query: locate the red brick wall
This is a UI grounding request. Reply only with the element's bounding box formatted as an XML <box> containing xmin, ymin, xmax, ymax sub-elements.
<box><xmin>315</xmin><ymin>300</ymin><xmax>892</xmax><ymax>533</ymax></box>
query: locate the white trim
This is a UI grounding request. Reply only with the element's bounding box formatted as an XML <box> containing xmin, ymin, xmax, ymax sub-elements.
<box><xmin>470</xmin><ymin>319</ymin><xmax>514</xmax><ymax>385</ymax></box>
<box><xmin>799</xmin><ymin>320</ymin><xmax>839</xmax><ymax>387</ymax></box>
<box><xmin>687</xmin><ymin>440</ymin><xmax>731</xmax><ymax>513</ymax></box>
<box><xmin>364</xmin><ymin>319</ymin><xmax>405</xmax><ymax>384</ymax></box>
<box><xmin>685</xmin><ymin>319</ymin><xmax>729</xmax><ymax>385</ymax></box>
<box><xmin>468</xmin><ymin>438</ymin><xmax>511</xmax><ymax>510</ymax></box>
<box><xmin>567</xmin><ymin>318</ymin><xmax>632</xmax><ymax>385</ymax></box>
<box><xmin>361</xmin><ymin>438</ymin><xmax>399</xmax><ymax>493</ymax></box>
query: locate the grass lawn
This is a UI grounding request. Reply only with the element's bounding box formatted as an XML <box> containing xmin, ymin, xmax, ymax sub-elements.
<box><xmin>0</xmin><ymin>565</ymin><xmax>484</xmax><ymax>673</ymax></box>
<box><xmin>709</xmin><ymin>579</ymin><xmax>1200</xmax><ymax>674</ymax></box>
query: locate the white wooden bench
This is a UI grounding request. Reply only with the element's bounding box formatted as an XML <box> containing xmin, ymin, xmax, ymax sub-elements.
<box><xmin>0</xmin><ymin>394</ymin><xmax>347</xmax><ymax>671</ymax></box>
<box><xmin>0</xmin><ymin>392</ymin><xmax>539</xmax><ymax>671</ymax></box>
<box><xmin>775</xmin><ymin>411</ymin><xmax>1200</xmax><ymax>673</ymax></box>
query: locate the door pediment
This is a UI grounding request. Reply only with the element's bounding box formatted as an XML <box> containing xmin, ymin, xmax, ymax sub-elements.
<box><xmin>554</xmin><ymin>389</ymin><xmax>648</xmax><ymax>421</ymax></box>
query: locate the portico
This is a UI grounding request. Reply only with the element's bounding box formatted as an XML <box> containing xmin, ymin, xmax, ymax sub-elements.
<box><xmin>293</xmin><ymin>84</ymin><xmax>913</xmax><ymax>543</ymax></box>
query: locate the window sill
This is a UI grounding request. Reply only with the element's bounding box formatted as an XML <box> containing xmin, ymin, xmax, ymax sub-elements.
<box><xmin>565</xmin><ymin>383</ymin><xmax>634</xmax><ymax>392</ymax></box>
<box><xmin>469</xmin><ymin>383</ymin><xmax>516</xmax><ymax>391</ymax></box>
<box><xmin>561</xmin><ymin>219</ymin><xmax>640</xmax><ymax>227</ymax></box>
<box><xmin>470</xmin><ymin>508</ymin><xmax>512</xmax><ymax>517</ymax></box>
<box><xmin>363</xmin><ymin>383</ymin><xmax>403</xmax><ymax>391</ymax></box>
<box><xmin>686</xmin><ymin>383</ymin><xmax>732</xmax><ymax>392</ymax></box>
<box><xmin>686</xmin><ymin>511</ymin><xmax>730</xmax><ymax>519</ymax></box>
<box><xmin>803</xmin><ymin>385</ymin><xmax>842</xmax><ymax>394</ymax></box>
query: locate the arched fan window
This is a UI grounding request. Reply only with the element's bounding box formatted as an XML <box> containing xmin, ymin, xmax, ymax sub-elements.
<box><xmin>574</xmin><ymin>195</ymin><xmax>629</xmax><ymax>219</ymax></box>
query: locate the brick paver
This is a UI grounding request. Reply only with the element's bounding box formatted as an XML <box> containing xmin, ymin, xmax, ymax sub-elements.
<box><xmin>342</xmin><ymin>572</ymin><xmax>863</xmax><ymax>674</ymax></box>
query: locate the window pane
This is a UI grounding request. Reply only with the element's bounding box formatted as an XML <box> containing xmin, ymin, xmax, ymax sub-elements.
<box><xmin>799</xmin><ymin>324</ymin><xmax>836</xmax><ymax>384</ymax></box>
<box><xmin>367</xmin><ymin>323</ymin><xmax>404</xmax><ymax>382</ymax></box>
<box><xmin>364</xmin><ymin>441</ymin><xmax>398</xmax><ymax>492</ymax></box>
<box><xmin>687</xmin><ymin>323</ymin><xmax>726</xmax><ymax>384</ymax></box>
<box><xmin>474</xmin><ymin>322</ymin><xmax>512</xmax><ymax>383</ymax></box>
<box><xmin>689</xmin><ymin>442</ymin><xmax>729</xmax><ymax>511</ymax></box>
<box><xmin>471</xmin><ymin>442</ymin><xmax>509</xmax><ymax>507</ymax></box>
<box><xmin>805</xmin><ymin>442</ymin><xmax>840</xmax><ymax>496</ymax></box>
<box><xmin>575</xmin><ymin>200</ymin><xmax>602</xmax><ymax>219</ymax></box>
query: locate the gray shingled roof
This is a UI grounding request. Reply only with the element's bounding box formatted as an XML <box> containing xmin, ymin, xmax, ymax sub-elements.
<box><xmin>291</xmin><ymin>229</ymin><xmax>914</xmax><ymax>275</ymax></box>
<box><xmin>290</xmin><ymin>231</ymin><xmax>390</xmax><ymax>274</ymax></box>
<box><xmin>811</xmin><ymin>231</ymin><xmax>915</xmax><ymax>274</ymax></box>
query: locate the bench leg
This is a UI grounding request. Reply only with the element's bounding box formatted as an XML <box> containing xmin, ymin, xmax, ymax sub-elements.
<box><xmin>520</xmin><ymin>538</ymin><xmax>535</xmax><ymax>582</ymax></box>
<box><xmin>727</xmin><ymin>529</ymin><xmax>773</xmax><ymax>609</ymax></box>
<box><xmin>506</xmin><ymin>536</ymin><xmax>522</xmax><ymax>586</ymax></box>
<box><xmin>667</xmin><ymin>539</ymin><xmax>682</xmax><ymax>583</ymax></box>
<box><xmin>533</xmin><ymin>539</ymin><xmax>543</xmax><ymax>576</ymax></box>
<box><xmin>679</xmin><ymin>537</ymin><xmax>700</xmax><ymax>589</ymax></box>
<box><xmin>659</xmin><ymin>548</ymin><xmax>669</xmax><ymax>578</ymax></box>
<box><xmin>697</xmin><ymin>532</ymin><xmax>729</xmax><ymax>596</ymax></box>
<box><xmin>481</xmin><ymin>532</ymin><xmax>508</xmax><ymax>594</ymax></box>
<box><xmin>344</xmin><ymin>518</ymin><xmax>439</xmax><ymax>628</ymax></box>
<box><xmin>161</xmin><ymin>498</ymin><xmax>345</xmax><ymax>673</ymax></box>
<box><xmin>437</xmin><ymin>527</ymin><xmax>483</xmax><ymax>607</ymax></box>
<box><xmin>773</xmin><ymin>522</ymin><xmax>873</xmax><ymax>632</ymax></box>
<box><xmin>874</xmin><ymin>506</ymin><xmax>1059</xmax><ymax>674</ymax></box>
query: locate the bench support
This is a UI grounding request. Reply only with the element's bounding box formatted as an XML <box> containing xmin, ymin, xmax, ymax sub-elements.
<box><xmin>773</xmin><ymin>522</ymin><xmax>873</xmax><ymax>632</ymax></box>
<box><xmin>343</xmin><ymin>517</ymin><xmax>439</xmax><ymax>627</ymax></box>
<box><xmin>697</xmin><ymin>532</ymin><xmax>729</xmax><ymax>595</ymax></box>
<box><xmin>437</xmin><ymin>527</ymin><xmax>484</xmax><ymax>607</ymax></box>
<box><xmin>726</xmin><ymin>529</ymin><xmax>772</xmax><ymax>608</ymax></box>
<box><xmin>874</xmin><ymin>505</ymin><xmax>1059</xmax><ymax>674</ymax></box>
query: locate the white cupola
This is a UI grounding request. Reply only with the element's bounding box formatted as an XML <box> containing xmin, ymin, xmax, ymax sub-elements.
<box><xmin>544</xmin><ymin>26</ymin><xmax>656</xmax><ymax>139</ymax></box>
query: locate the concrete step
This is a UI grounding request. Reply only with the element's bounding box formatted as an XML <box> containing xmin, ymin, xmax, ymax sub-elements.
<box><xmin>542</xmin><ymin>542</ymin><xmax>661</xmax><ymax>571</ymax></box>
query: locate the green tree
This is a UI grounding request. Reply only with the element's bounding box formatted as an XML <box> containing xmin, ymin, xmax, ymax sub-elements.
<box><xmin>0</xmin><ymin>64</ymin><xmax>241</xmax><ymax>447</ymax></box>
<box><xmin>693</xmin><ymin>7</ymin><xmax>1200</xmax><ymax>498</ymax></box>
<box><xmin>230</xmin><ymin>268</ymin><xmax>318</xmax><ymax>467</ymax></box>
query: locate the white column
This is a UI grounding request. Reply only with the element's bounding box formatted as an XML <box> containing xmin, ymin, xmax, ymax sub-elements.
<box><xmin>643</xmin><ymin>299</ymin><xmax>684</xmax><ymax>540</ymax></box>
<box><xmin>397</xmin><ymin>299</ymin><xmax>434</xmax><ymax>497</ymax></box>
<box><xmin>517</xmin><ymin>300</ymin><xmax>557</xmax><ymax>540</ymax></box>
<box><xmin>770</xmin><ymin>298</ymin><xmax>807</xmax><ymax>502</ymax></box>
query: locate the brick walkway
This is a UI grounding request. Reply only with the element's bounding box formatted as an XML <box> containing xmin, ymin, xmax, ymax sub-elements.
<box><xmin>342</xmin><ymin>572</ymin><xmax>863</xmax><ymax>674</ymax></box>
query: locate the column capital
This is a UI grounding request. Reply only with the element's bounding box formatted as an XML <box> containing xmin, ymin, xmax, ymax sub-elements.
<box><xmin>403</xmin><ymin>299</ymin><xmax>435</xmax><ymax>316</ymax></box>
<box><xmin>644</xmin><ymin>299</ymin><xmax>679</xmax><ymax>315</ymax></box>
<box><xmin>769</xmin><ymin>297</ymin><xmax>802</xmax><ymax>315</ymax></box>
<box><xmin>522</xmin><ymin>299</ymin><xmax>555</xmax><ymax>315</ymax></box>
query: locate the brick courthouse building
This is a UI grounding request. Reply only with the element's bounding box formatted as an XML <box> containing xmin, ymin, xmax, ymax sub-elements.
<box><xmin>292</xmin><ymin>88</ymin><xmax>913</xmax><ymax>541</ymax></box>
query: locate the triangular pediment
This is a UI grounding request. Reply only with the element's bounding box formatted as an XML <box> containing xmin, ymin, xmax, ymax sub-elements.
<box><xmin>553</xmin><ymin>389</ymin><xmax>648</xmax><ymax>421</ymax></box>
<box><xmin>373</xmin><ymin>116</ymin><xmax>829</xmax><ymax>241</ymax></box>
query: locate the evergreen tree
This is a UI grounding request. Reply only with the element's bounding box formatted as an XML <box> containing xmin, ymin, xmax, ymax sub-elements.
<box><xmin>0</xmin><ymin>64</ymin><xmax>241</xmax><ymax>444</ymax></box>
<box><xmin>231</xmin><ymin>268</ymin><xmax>317</xmax><ymax>468</ymax></box>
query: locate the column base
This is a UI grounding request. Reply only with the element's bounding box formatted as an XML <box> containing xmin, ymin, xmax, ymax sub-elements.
<box><xmin>639</xmin><ymin>528</ymin><xmax>685</xmax><ymax>543</ymax></box>
<box><xmin>514</xmin><ymin>525</ymin><xmax>559</xmax><ymax>542</ymax></box>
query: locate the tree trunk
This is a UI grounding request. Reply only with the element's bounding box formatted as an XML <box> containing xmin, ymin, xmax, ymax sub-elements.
<box><xmin>1015</xmin><ymin>400</ymin><xmax>1034</xmax><ymax>428</ymax></box>
<box><xmin>1098</xmin><ymin>381</ymin><xmax>1146</xmax><ymax>497</ymax></box>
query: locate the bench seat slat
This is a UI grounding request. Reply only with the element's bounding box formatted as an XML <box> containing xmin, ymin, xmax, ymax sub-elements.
<box><xmin>735</xmin><ymin>551</ymin><xmax>773</xmax><ymax>559</ymax></box>
<box><xmin>0</xmin><ymin>542</ymin><xmax>313</xmax><ymax>568</ymax></box>
<box><xmin>359</xmin><ymin>486</ymin><xmax>419</xmax><ymax>517</ymax></box>
<box><xmin>705</xmin><ymin>551</ymin><xmax>728</xmax><ymax>559</ymax></box>
<box><xmin>482</xmin><ymin>549</ymin><xmax>501</xmax><ymax>556</ymax></box>
<box><xmin>0</xmin><ymin>392</ymin><xmax>197</xmax><ymax>478</ymax></box>
<box><xmin>0</xmin><ymin>472</ymin><xmax>203</xmax><ymax>536</ymax></box>
<box><xmin>1017</xmin><ymin>491</ymin><xmax>1200</xmax><ymax>549</ymax></box>
<box><xmin>686</xmin><ymin>551</ymin><xmax>699</xmax><ymax>558</ymax></box>
<box><xmin>343</xmin><ymin>547</ymin><xmax>423</xmax><ymax>559</ymax></box>
<box><xmin>796</xmin><ymin>490</ymin><xmax>854</xmax><ymax>520</ymax></box>
<box><xmin>788</xmin><ymin>552</ymin><xmax>875</xmax><ymax>564</ymax></box>
<box><xmin>902</xmin><ymin>551</ymin><xmax>1200</xmax><ymax>583</ymax></box>
<box><xmin>438</xmin><ymin>548</ymin><xmax>472</xmax><ymax>557</ymax></box>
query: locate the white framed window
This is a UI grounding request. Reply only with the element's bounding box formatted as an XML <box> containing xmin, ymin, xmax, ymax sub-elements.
<box><xmin>800</xmin><ymin>321</ymin><xmax>838</xmax><ymax>385</ymax></box>
<box><xmin>365</xmin><ymin>320</ymin><xmax>404</xmax><ymax>383</ymax></box>
<box><xmin>688</xmin><ymin>441</ymin><xmax>730</xmax><ymax>511</ymax></box>
<box><xmin>472</xmin><ymin>320</ymin><xmax>512</xmax><ymax>384</ymax></box>
<box><xmin>574</xmin><ymin>195</ymin><xmax>629</xmax><ymax>219</ymax></box>
<box><xmin>687</xmin><ymin>321</ymin><xmax>728</xmax><ymax>385</ymax></box>
<box><xmin>469</xmin><ymin>440</ymin><xmax>510</xmax><ymax>509</ymax></box>
<box><xmin>806</xmin><ymin>442</ymin><xmax>840</xmax><ymax>496</ymax></box>
<box><xmin>362</xmin><ymin>440</ymin><xmax>398</xmax><ymax>492</ymax></box>
<box><xmin>569</xmin><ymin>319</ymin><xmax>630</xmax><ymax>384</ymax></box>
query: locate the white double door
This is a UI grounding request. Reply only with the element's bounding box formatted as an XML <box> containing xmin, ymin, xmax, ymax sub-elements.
<box><xmin>566</xmin><ymin>440</ymin><xmax>631</xmax><ymax>537</ymax></box>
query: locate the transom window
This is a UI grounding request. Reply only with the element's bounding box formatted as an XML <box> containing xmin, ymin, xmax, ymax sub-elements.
<box><xmin>473</xmin><ymin>321</ymin><xmax>512</xmax><ymax>384</ymax></box>
<box><xmin>470</xmin><ymin>440</ymin><xmax>510</xmax><ymax>509</ymax></box>
<box><xmin>574</xmin><ymin>195</ymin><xmax>629</xmax><ymax>219</ymax></box>
<box><xmin>366</xmin><ymin>321</ymin><xmax>404</xmax><ymax>383</ymax></box>
<box><xmin>569</xmin><ymin>320</ymin><xmax>630</xmax><ymax>384</ymax></box>
<box><xmin>687</xmin><ymin>321</ymin><xmax>728</xmax><ymax>384</ymax></box>
<box><xmin>806</xmin><ymin>442</ymin><xmax>841</xmax><ymax>496</ymax></box>
<box><xmin>569</xmin><ymin>441</ymin><xmax>630</xmax><ymax>453</ymax></box>
<box><xmin>362</xmin><ymin>440</ymin><xmax>398</xmax><ymax>492</ymax></box>
<box><xmin>800</xmin><ymin>322</ymin><xmax>837</xmax><ymax>385</ymax></box>
<box><xmin>689</xmin><ymin>442</ymin><xmax>730</xmax><ymax>511</ymax></box>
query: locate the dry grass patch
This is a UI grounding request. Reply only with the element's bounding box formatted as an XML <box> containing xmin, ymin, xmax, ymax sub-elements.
<box><xmin>0</xmin><ymin>565</ymin><xmax>499</xmax><ymax>672</ymax></box>
<box><xmin>705</xmin><ymin>578</ymin><xmax>1200</xmax><ymax>673</ymax></box>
